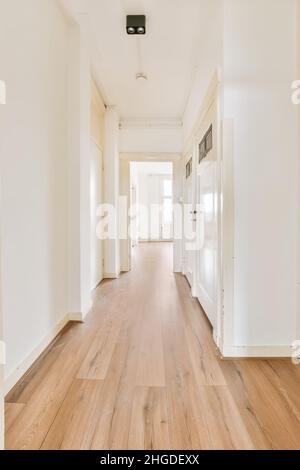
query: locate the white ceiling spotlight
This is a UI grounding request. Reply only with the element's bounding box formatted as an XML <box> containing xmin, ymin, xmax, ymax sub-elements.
<box><xmin>136</xmin><ymin>72</ymin><xmax>148</xmax><ymax>82</ymax></box>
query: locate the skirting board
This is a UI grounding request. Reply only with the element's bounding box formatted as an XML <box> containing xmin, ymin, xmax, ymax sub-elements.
<box><xmin>120</xmin><ymin>266</ymin><xmax>130</xmax><ymax>273</ymax></box>
<box><xmin>69</xmin><ymin>312</ymin><xmax>84</xmax><ymax>322</ymax></box>
<box><xmin>104</xmin><ymin>272</ymin><xmax>119</xmax><ymax>279</ymax></box>
<box><xmin>4</xmin><ymin>313</ymin><xmax>82</xmax><ymax>394</ymax></box>
<box><xmin>221</xmin><ymin>345</ymin><xmax>292</xmax><ymax>358</ymax></box>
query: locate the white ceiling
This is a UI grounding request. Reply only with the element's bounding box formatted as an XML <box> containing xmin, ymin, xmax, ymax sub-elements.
<box><xmin>63</xmin><ymin>0</ymin><xmax>212</xmax><ymax>120</ymax></box>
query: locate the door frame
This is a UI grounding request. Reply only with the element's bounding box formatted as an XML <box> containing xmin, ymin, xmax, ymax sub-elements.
<box><xmin>182</xmin><ymin>70</ymin><xmax>234</xmax><ymax>354</ymax></box>
<box><xmin>119</xmin><ymin>153</ymin><xmax>182</xmax><ymax>274</ymax></box>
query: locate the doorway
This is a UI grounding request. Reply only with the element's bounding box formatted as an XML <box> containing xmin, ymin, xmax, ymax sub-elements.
<box><xmin>90</xmin><ymin>139</ymin><xmax>104</xmax><ymax>290</ymax></box>
<box><xmin>182</xmin><ymin>81</ymin><xmax>223</xmax><ymax>345</ymax></box>
<box><xmin>130</xmin><ymin>161</ymin><xmax>174</xmax><ymax>244</ymax></box>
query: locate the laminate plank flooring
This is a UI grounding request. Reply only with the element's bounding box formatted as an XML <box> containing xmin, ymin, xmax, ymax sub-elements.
<box><xmin>5</xmin><ymin>243</ymin><xmax>300</xmax><ymax>450</ymax></box>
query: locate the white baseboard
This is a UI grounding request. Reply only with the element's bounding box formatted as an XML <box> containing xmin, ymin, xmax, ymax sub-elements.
<box><xmin>103</xmin><ymin>272</ymin><xmax>119</xmax><ymax>279</ymax></box>
<box><xmin>4</xmin><ymin>313</ymin><xmax>82</xmax><ymax>395</ymax></box>
<box><xmin>191</xmin><ymin>287</ymin><xmax>197</xmax><ymax>298</ymax></box>
<box><xmin>173</xmin><ymin>265</ymin><xmax>183</xmax><ymax>274</ymax></box>
<box><xmin>221</xmin><ymin>344</ymin><xmax>292</xmax><ymax>358</ymax></box>
<box><xmin>120</xmin><ymin>266</ymin><xmax>130</xmax><ymax>273</ymax></box>
<box><xmin>68</xmin><ymin>312</ymin><xmax>84</xmax><ymax>322</ymax></box>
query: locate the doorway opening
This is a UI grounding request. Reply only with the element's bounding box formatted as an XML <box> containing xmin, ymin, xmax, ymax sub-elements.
<box><xmin>90</xmin><ymin>140</ymin><xmax>104</xmax><ymax>291</ymax></box>
<box><xmin>129</xmin><ymin>161</ymin><xmax>174</xmax><ymax>261</ymax></box>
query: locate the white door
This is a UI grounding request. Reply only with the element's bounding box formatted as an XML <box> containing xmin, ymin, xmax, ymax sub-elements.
<box><xmin>196</xmin><ymin>102</ymin><xmax>219</xmax><ymax>328</ymax></box>
<box><xmin>90</xmin><ymin>140</ymin><xmax>103</xmax><ymax>290</ymax></box>
<box><xmin>183</xmin><ymin>159</ymin><xmax>194</xmax><ymax>287</ymax></box>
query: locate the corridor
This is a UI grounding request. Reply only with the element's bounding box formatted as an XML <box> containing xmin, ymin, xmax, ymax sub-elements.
<box><xmin>5</xmin><ymin>243</ymin><xmax>300</xmax><ymax>450</ymax></box>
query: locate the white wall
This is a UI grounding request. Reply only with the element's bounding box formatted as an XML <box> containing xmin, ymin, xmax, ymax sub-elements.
<box><xmin>182</xmin><ymin>0</ymin><xmax>298</xmax><ymax>353</ymax></box>
<box><xmin>90</xmin><ymin>141</ymin><xmax>103</xmax><ymax>289</ymax></box>
<box><xmin>119</xmin><ymin>127</ymin><xmax>183</xmax><ymax>154</ymax></box>
<box><xmin>119</xmin><ymin>159</ymin><xmax>130</xmax><ymax>272</ymax></box>
<box><xmin>133</xmin><ymin>162</ymin><xmax>173</xmax><ymax>175</ymax></box>
<box><xmin>0</xmin><ymin>0</ymin><xmax>71</xmax><ymax>381</ymax></box>
<box><xmin>223</xmin><ymin>0</ymin><xmax>298</xmax><ymax>349</ymax></box>
<box><xmin>138</xmin><ymin>173</ymin><xmax>159</xmax><ymax>241</ymax></box>
<box><xmin>103</xmin><ymin>107</ymin><xmax>120</xmax><ymax>277</ymax></box>
<box><xmin>67</xmin><ymin>20</ymin><xmax>93</xmax><ymax>321</ymax></box>
<box><xmin>183</xmin><ymin>0</ymin><xmax>223</xmax><ymax>142</ymax></box>
<box><xmin>78</xmin><ymin>31</ymin><xmax>92</xmax><ymax>316</ymax></box>
<box><xmin>130</xmin><ymin>163</ymin><xmax>139</xmax><ymax>248</ymax></box>
<box><xmin>67</xmin><ymin>22</ymin><xmax>82</xmax><ymax>316</ymax></box>
<box><xmin>90</xmin><ymin>82</ymin><xmax>105</xmax><ymax>288</ymax></box>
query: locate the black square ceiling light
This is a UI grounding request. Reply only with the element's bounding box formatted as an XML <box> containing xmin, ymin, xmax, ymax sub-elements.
<box><xmin>126</xmin><ymin>15</ymin><xmax>146</xmax><ymax>35</ymax></box>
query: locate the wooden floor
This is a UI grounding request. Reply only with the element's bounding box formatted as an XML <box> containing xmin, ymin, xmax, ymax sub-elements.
<box><xmin>5</xmin><ymin>242</ymin><xmax>300</xmax><ymax>450</ymax></box>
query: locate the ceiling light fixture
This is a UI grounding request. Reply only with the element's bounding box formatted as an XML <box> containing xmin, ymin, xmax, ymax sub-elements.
<box><xmin>126</xmin><ymin>15</ymin><xmax>146</xmax><ymax>35</ymax></box>
<box><xmin>136</xmin><ymin>73</ymin><xmax>147</xmax><ymax>81</ymax></box>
